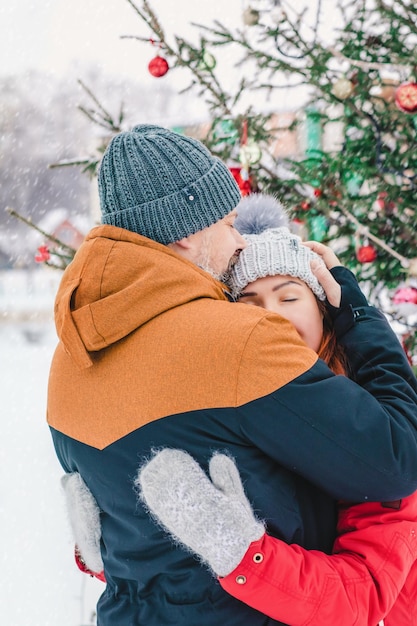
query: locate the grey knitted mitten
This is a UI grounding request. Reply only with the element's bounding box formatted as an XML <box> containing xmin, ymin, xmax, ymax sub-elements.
<box><xmin>61</xmin><ymin>472</ymin><xmax>103</xmax><ymax>574</ymax></box>
<box><xmin>136</xmin><ymin>449</ymin><xmax>265</xmax><ymax>577</ymax></box>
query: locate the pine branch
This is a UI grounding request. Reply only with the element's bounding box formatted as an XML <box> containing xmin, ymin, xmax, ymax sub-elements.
<box><xmin>326</xmin><ymin>46</ymin><xmax>411</xmax><ymax>72</ymax></box>
<box><xmin>77</xmin><ymin>80</ymin><xmax>117</xmax><ymax>127</ymax></box>
<box><xmin>339</xmin><ymin>206</ymin><xmax>411</xmax><ymax>268</ymax></box>
<box><xmin>6</xmin><ymin>208</ymin><xmax>77</xmax><ymax>255</ymax></box>
<box><xmin>77</xmin><ymin>80</ymin><xmax>123</xmax><ymax>133</ymax></box>
<box><xmin>48</xmin><ymin>158</ymin><xmax>91</xmax><ymax>169</ymax></box>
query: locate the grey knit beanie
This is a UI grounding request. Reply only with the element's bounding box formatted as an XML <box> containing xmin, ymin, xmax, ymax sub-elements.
<box><xmin>228</xmin><ymin>193</ymin><xmax>325</xmax><ymax>299</ymax></box>
<box><xmin>98</xmin><ymin>124</ymin><xmax>242</xmax><ymax>245</ymax></box>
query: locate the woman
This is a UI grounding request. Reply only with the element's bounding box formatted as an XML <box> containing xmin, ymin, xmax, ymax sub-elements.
<box><xmin>138</xmin><ymin>194</ymin><xmax>417</xmax><ymax>626</ymax></box>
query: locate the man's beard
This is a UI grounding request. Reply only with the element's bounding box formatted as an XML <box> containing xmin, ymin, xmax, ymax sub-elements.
<box><xmin>197</xmin><ymin>261</ymin><xmax>223</xmax><ymax>282</ymax></box>
<box><xmin>199</xmin><ymin>254</ymin><xmax>239</xmax><ymax>286</ymax></box>
<box><xmin>195</xmin><ymin>231</ymin><xmax>240</xmax><ymax>284</ymax></box>
<box><xmin>195</xmin><ymin>232</ymin><xmax>222</xmax><ymax>280</ymax></box>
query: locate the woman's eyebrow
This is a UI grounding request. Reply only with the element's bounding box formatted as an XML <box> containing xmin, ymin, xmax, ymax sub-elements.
<box><xmin>240</xmin><ymin>280</ymin><xmax>302</xmax><ymax>298</ymax></box>
<box><xmin>272</xmin><ymin>280</ymin><xmax>302</xmax><ymax>292</ymax></box>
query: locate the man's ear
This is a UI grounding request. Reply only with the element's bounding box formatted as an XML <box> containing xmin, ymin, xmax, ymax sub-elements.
<box><xmin>174</xmin><ymin>236</ymin><xmax>193</xmax><ymax>250</ymax></box>
<box><xmin>168</xmin><ymin>230</ymin><xmax>203</xmax><ymax>262</ymax></box>
<box><xmin>167</xmin><ymin>236</ymin><xmax>194</xmax><ymax>261</ymax></box>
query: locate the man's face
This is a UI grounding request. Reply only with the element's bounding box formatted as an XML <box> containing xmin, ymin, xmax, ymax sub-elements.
<box><xmin>191</xmin><ymin>210</ymin><xmax>247</xmax><ymax>279</ymax></box>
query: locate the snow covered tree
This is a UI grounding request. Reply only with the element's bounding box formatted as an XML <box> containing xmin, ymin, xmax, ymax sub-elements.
<box><xmin>122</xmin><ymin>0</ymin><xmax>417</xmax><ymax>361</ymax></box>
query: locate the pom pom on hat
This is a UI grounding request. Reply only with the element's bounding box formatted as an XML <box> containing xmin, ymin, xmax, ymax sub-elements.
<box><xmin>234</xmin><ymin>193</ymin><xmax>290</xmax><ymax>234</ymax></box>
<box><xmin>98</xmin><ymin>124</ymin><xmax>241</xmax><ymax>245</ymax></box>
<box><xmin>228</xmin><ymin>193</ymin><xmax>325</xmax><ymax>300</ymax></box>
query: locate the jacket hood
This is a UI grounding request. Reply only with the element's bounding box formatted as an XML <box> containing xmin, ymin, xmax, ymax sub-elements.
<box><xmin>54</xmin><ymin>225</ymin><xmax>229</xmax><ymax>369</ymax></box>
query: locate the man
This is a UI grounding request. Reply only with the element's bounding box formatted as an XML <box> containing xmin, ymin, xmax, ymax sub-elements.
<box><xmin>48</xmin><ymin>124</ymin><xmax>417</xmax><ymax>625</ymax></box>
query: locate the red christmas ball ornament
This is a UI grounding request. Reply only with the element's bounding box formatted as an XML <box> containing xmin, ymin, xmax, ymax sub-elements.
<box><xmin>228</xmin><ymin>167</ymin><xmax>252</xmax><ymax>196</ymax></box>
<box><xmin>313</xmin><ymin>188</ymin><xmax>323</xmax><ymax>198</ymax></box>
<box><xmin>34</xmin><ymin>244</ymin><xmax>50</xmax><ymax>263</ymax></box>
<box><xmin>374</xmin><ymin>191</ymin><xmax>396</xmax><ymax>214</ymax></box>
<box><xmin>392</xmin><ymin>286</ymin><xmax>417</xmax><ymax>305</ymax></box>
<box><xmin>395</xmin><ymin>82</ymin><xmax>417</xmax><ymax>113</ymax></box>
<box><xmin>356</xmin><ymin>244</ymin><xmax>377</xmax><ymax>263</ymax></box>
<box><xmin>300</xmin><ymin>200</ymin><xmax>311</xmax><ymax>211</ymax></box>
<box><xmin>148</xmin><ymin>55</ymin><xmax>169</xmax><ymax>78</ymax></box>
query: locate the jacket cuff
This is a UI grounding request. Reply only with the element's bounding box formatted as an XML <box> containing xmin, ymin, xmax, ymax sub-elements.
<box><xmin>333</xmin><ymin>305</ymin><xmax>369</xmax><ymax>338</ymax></box>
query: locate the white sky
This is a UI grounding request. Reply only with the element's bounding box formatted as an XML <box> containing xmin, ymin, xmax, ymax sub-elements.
<box><xmin>1</xmin><ymin>0</ymin><xmax>241</xmax><ymax>81</ymax></box>
<box><xmin>1</xmin><ymin>1</ymin><xmax>338</xmax><ymax>86</ymax></box>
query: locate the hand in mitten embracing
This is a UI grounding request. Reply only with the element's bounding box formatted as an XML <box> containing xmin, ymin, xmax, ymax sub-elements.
<box><xmin>136</xmin><ymin>449</ymin><xmax>265</xmax><ymax>577</ymax></box>
<box><xmin>61</xmin><ymin>472</ymin><xmax>104</xmax><ymax>578</ymax></box>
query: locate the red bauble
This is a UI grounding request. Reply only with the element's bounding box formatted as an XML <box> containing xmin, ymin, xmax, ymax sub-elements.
<box><xmin>313</xmin><ymin>188</ymin><xmax>323</xmax><ymax>197</ymax></box>
<box><xmin>395</xmin><ymin>82</ymin><xmax>417</xmax><ymax>113</ymax></box>
<box><xmin>356</xmin><ymin>244</ymin><xmax>377</xmax><ymax>263</ymax></box>
<box><xmin>34</xmin><ymin>244</ymin><xmax>50</xmax><ymax>263</ymax></box>
<box><xmin>392</xmin><ymin>286</ymin><xmax>417</xmax><ymax>305</ymax></box>
<box><xmin>148</xmin><ymin>56</ymin><xmax>169</xmax><ymax>78</ymax></box>
<box><xmin>229</xmin><ymin>167</ymin><xmax>252</xmax><ymax>196</ymax></box>
<box><xmin>300</xmin><ymin>200</ymin><xmax>311</xmax><ymax>211</ymax></box>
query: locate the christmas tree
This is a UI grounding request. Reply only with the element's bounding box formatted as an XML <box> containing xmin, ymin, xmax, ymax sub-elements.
<box><xmin>121</xmin><ymin>0</ymin><xmax>417</xmax><ymax>360</ymax></box>
<box><xmin>14</xmin><ymin>0</ymin><xmax>417</xmax><ymax>361</ymax></box>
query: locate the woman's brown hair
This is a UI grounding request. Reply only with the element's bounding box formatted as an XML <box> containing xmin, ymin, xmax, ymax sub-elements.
<box><xmin>317</xmin><ymin>300</ymin><xmax>348</xmax><ymax>376</ymax></box>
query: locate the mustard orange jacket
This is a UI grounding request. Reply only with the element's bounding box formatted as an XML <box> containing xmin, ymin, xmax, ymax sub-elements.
<box><xmin>48</xmin><ymin>226</ymin><xmax>417</xmax><ymax>626</ymax></box>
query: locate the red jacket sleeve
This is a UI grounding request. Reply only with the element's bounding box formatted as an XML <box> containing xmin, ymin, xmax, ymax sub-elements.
<box><xmin>384</xmin><ymin>559</ymin><xmax>417</xmax><ymax>626</ymax></box>
<box><xmin>219</xmin><ymin>495</ymin><xmax>417</xmax><ymax>626</ymax></box>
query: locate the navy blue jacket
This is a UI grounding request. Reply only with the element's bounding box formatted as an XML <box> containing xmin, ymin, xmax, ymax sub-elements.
<box><xmin>48</xmin><ymin>226</ymin><xmax>417</xmax><ymax>625</ymax></box>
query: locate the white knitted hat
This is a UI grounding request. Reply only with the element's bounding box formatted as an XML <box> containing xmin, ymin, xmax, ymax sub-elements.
<box><xmin>227</xmin><ymin>193</ymin><xmax>326</xmax><ymax>300</ymax></box>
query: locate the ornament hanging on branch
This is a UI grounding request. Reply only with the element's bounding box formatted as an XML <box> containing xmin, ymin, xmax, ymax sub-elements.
<box><xmin>309</xmin><ymin>215</ymin><xmax>328</xmax><ymax>242</ymax></box>
<box><xmin>392</xmin><ymin>285</ymin><xmax>417</xmax><ymax>305</ymax></box>
<box><xmin>331</xmin><ymin>77</ymin><xmax>355</xmax><ymax>100</ymax></box>
<box><xmin>198</xmin><ymin>51</ymin><xmax>216</xmax><ymax>71</ymax></box>
<box><xmin>212</xmin><ymin>118</ymin><xmax>239</xmax><ymax>146</ymax></box>
<box><xmin>34</xmin><ymin>244</ymin><xmax>51</xmax><ymax>263</ymax></box>
<box><xmin>148</xmin><ymin>55</ymin><xmax>169</xmax><ymax>77</ymax></box>
<box><xmin>356</xmin><ymin>241</ymin><xmax>377</xmax><ymax>263</ymax></box>
<box><xmin>299</xmin><ymin>200</ymin><xmax>311</xmax><ymax>211</ymax></box>
<box><xmin>242</xmin><ymin>6</ymin><xmax>260</xmax><ymax>26</ymax></box>
<box><xmin>229</xmin><ymin>166</ymin><xmax>252</xmax><ymax>196</ymax></box>
<box><xmin>395</xmin><ymin>82</ymin><xmax>417</xmax><ymax>113</ymax></box>
<box><xmin>238</xmin><ymin>141</ymin><xmax>262</xmax><ymax>169</ymax></box>
<box><xmin>147</xmin><ymin>39</ymin><xmax>169</xmax><ymax>78</ymax></box>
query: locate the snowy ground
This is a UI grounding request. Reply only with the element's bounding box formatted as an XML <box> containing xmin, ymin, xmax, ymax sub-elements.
<box><xmin>1</xmin><ymin>270</ymin><xmax>102</xmax><ymax>626</ymax></box>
